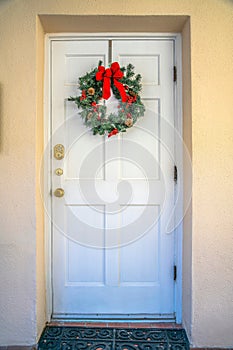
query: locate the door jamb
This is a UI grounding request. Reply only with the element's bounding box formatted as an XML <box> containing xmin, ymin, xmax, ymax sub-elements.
<box><xmin>44</xmin><ymin>32</ymin><xmax>183</xmax><ymax>323</ymax></box>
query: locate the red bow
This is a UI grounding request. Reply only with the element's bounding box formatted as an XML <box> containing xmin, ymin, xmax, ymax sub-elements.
<box><xmin>96</xmin><ymin>62</ymin><xmax>128</xmax><ymax>102</ymax></box>
<box><xmin>108</xmin><ymin>128</ymin><xmax>119</xmax><ymax>138</ymax></box>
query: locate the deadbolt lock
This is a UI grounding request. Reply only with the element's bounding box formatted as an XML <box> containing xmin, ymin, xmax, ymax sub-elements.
<box><xmin>54</xmin><ymin>144</ymin><xmax>65</xmax><ymax>160</ymax></box>
<box><xmin>54</xmin><ymin>188</ymin><xmax>65</xmax><ymax>198</ymax></box>
<box><xmin>55</xmin><ymin>168</ymin><xmax>63</xmax><ymax>176</ymax></box>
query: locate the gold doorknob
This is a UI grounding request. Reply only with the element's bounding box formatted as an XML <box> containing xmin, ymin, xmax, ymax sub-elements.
<box><xmin>55</xmin><ymin>168</ymin><xmax>63</xmax><ymax>176</ymax></box>
<box><xmin>54</xmin><ymin>188</ymin><xmax>65</xmax><ymax>197</ymax></box>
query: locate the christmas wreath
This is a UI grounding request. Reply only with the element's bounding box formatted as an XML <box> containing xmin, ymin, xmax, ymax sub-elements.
<box><xmin>69</xmin><ymin>61</ymin><xmax>145</xmax><ymax>137</ymax></box>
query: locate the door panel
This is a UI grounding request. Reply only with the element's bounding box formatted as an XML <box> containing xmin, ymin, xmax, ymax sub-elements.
<box><xmin>51</xmin><ymin>39</ymin><xmax>175</xmax><ymax>318</ymax></box>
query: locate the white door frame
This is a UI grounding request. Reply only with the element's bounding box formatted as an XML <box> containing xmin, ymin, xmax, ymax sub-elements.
<box><xmin>43</xmin><ymin>33</ymin><xmax>183</xmax><ymax>323</ymax></box>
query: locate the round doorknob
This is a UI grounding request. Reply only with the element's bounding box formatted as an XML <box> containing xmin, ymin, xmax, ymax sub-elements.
<box><xmin>55</xmin><ymin>168</ymin><xmax>63</xmax><ymax>176</ymax></box>
<box><xmin>54</xmin><ymin>188</ymin><xmax>65</xmax><ymax>198</ymax></box>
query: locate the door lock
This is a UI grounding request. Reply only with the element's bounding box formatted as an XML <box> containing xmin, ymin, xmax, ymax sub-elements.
<box><xmin>54</xmin><ymin>188</ymin><xmax>65</xmax><ymax>198</ymax></box>
<box><xmin>54</xmin><ymin>144</ymin><xmax>65</xmax><ymax>160</ymax></box>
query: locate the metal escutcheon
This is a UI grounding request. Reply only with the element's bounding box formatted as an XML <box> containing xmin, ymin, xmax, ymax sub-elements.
<box><xmin>54</xmin><ymin>188</ymin><xmax>65</xmax><ymax>198</ymax></box>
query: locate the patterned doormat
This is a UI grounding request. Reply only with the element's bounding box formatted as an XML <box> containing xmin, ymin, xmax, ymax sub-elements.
<box><xmin>38</xmin><ymin>326</ymin><xmax>190</xmax><ymax>349</ymax></box>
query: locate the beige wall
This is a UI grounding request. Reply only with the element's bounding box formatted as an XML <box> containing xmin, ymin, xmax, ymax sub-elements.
<box><xmin>0</xmin><ymin>0</ymin><xmax>232</xmax><ymax>347</ymax></box>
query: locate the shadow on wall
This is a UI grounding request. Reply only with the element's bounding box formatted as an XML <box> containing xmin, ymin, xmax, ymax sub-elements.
<box><xmin>0</xmin><ymin>0</ymin><xmax>15</xmax><ymax>13</ymax></box>
<box><xmin>0</xmin><ymin>83</ymin><xmax>2</xmax><ymax>152</ymax></box>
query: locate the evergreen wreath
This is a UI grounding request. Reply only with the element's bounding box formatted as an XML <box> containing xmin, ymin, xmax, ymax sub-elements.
<box><xmin>68</xmin><ymin>61</ymin><xmax>145</xmax><ymax>137</ymax></box>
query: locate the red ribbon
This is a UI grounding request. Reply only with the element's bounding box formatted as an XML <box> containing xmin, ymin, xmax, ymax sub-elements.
<box><xmin>108</xmin><ymin>128</ymin><xmax>119</xmax><ymax>138</ymax></box>
<box><xmin>96</xmin><ymin>62</ymin><xmax>128</xmax><ymax>102</ymax></box>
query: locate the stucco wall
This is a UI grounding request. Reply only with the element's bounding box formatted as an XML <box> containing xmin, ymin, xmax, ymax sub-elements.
<box><xmin>0</xmin><ymin>0</ymin><xmax>232</xmax><ymax>347</ymax></box>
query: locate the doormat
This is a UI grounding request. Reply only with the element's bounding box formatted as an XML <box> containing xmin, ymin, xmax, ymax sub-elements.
<box><xmin>38</xmin><ymin>326</ymin><xmax>190</xmax><ymax>349</ymax></box>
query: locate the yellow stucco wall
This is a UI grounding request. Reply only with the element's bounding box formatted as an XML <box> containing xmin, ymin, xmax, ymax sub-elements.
<box><xmin>0</xmin><ymin>0</ymin><xmax>232</xmax><ymax>347</ymax></box>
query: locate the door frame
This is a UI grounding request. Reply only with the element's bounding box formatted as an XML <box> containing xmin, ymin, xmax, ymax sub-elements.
<box><xmin>44</xmin><ymin>33</ymin><xmax>183</xmax><ymax>323</ymax></box>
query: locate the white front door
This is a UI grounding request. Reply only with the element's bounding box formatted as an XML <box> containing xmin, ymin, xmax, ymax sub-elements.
<box><xmin>50</xmin><ymin>37</ymin><xmax>176</xmax><ymax>319</ymax></box>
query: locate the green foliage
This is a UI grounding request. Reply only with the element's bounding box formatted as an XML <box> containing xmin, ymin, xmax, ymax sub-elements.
<box><xmin>68</xmin><ymin>62</ymin><xmax>145</xmax><ymax>136</ymax></box>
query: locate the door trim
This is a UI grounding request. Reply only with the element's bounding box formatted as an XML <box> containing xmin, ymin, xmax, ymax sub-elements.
<box><xmin>44</xmin><ymin>33</ymin><xmax>183</xmax><ymax>323</ymax></box>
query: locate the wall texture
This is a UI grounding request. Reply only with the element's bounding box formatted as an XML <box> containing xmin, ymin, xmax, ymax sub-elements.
<box><xmin>0</xmin><ymin>0</ymin><xmax>232</xmax><ymax>347</ymax></box>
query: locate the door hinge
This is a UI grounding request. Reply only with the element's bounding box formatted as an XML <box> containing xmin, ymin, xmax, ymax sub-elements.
<box><xmin>174</xmin><ymin>165</ymin><xmax>178</xmax><ymax>183</ymax></box>
<box><xmin>173</xmin><ymin>66</ymin><xmax>177</xmax><ymax>82</ymax></box>
<box><xmin>174</xmin><ymin>265</ymin><xmax>177</xmax><ymax>281</ymax></box>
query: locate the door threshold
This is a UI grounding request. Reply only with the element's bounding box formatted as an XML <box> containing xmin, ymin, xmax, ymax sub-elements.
<box><xmin>48</xmin><ymin>321</ymin><xmax>182</xmax><ymax>329</ymax></box>
<box><xmin>52</xmin><ymin>313</ymin><xmax>176</xmax><ymax>321</ymax></box>
<box><xmin>51</xmin><ymin>313</ymin><xmax>178</xmax><ymax>326</ymax></box>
